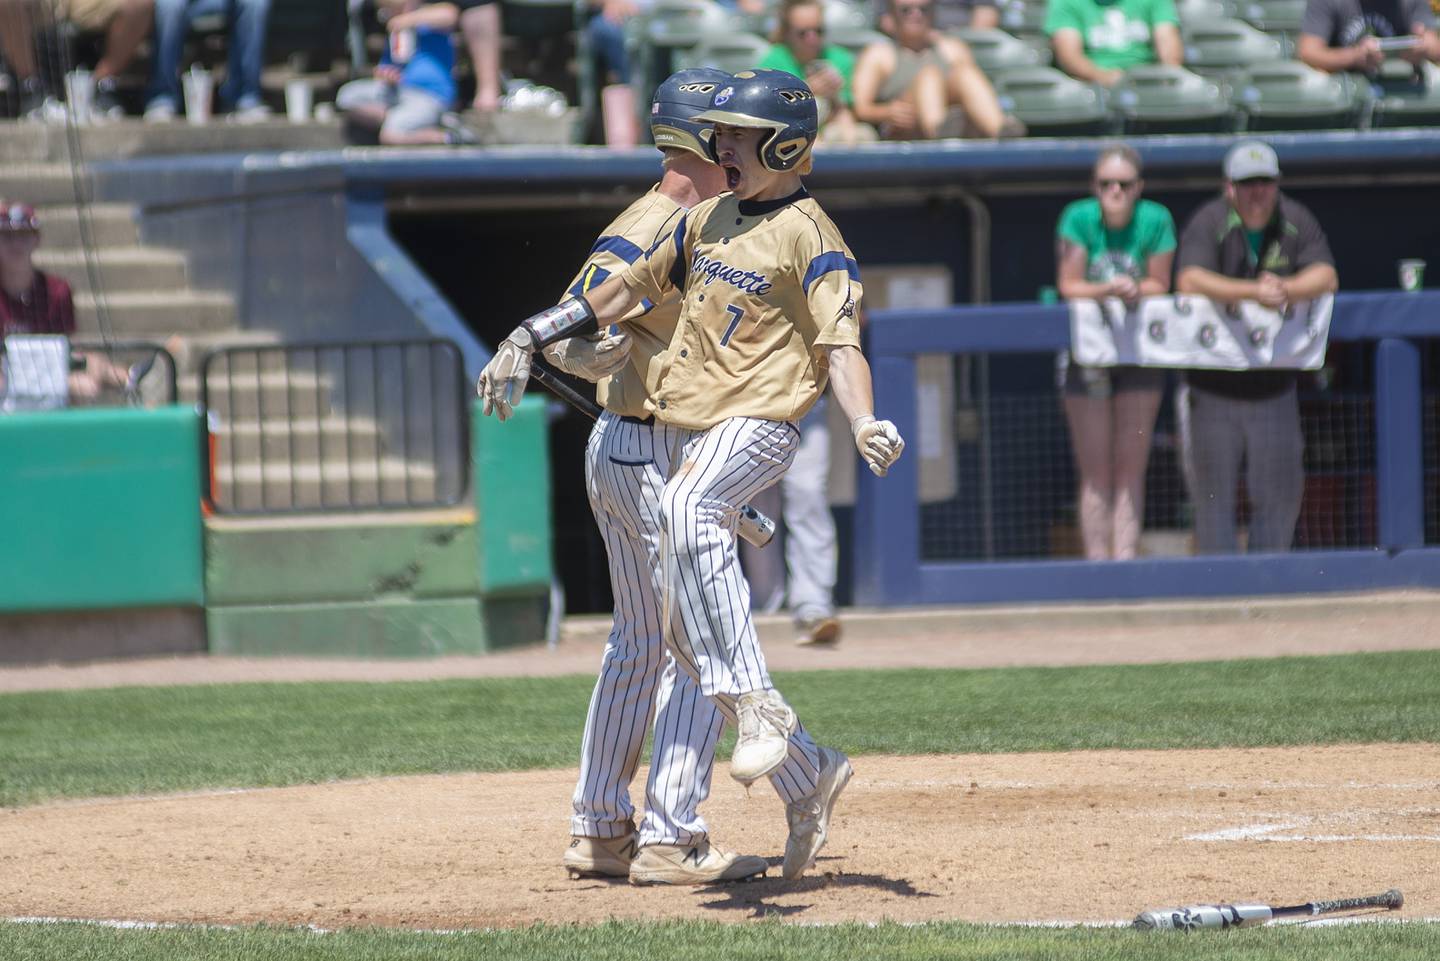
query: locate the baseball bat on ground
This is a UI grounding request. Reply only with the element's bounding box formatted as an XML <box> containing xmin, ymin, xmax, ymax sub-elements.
<box><xmin>1133</xmin><ymin>888</ymin><xmax>1403</xmax><ymax>931</ymax></box>
<box><xmin>528</xmin><ymin>359</ymin><xmax>777</xmax><ymax>549</ymax></box>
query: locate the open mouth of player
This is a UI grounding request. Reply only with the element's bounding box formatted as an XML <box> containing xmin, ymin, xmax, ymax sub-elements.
<box><xmin>723</xmin><ymin>163</ymin><xmax>741</xmax><ymax>190</ymax></box>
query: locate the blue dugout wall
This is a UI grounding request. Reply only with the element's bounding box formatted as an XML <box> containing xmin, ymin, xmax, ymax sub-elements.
<box><xmin>856</xmin><ymin>292</ymin><xmax>1440</xmax><ymax>607</ymax></box>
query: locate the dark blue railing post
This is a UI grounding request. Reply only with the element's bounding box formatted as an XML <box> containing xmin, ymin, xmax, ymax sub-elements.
<box><xmin>854</xmin><ymin>351</ymin><xmax>921</xmax><ymax>606</ymax></box>
<box><xmin>1374</xmin><ymin>337</ymin><xmax>1424</xmax><ymax>550</ymax></box>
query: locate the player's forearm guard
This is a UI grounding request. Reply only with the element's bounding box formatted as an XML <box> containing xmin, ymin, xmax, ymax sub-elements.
<box><xmin>519</xmin><ymin>297</ymin><xmax>599</xmax><ymax>349</ymax></box>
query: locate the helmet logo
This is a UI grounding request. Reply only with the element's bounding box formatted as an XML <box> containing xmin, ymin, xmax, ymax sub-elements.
<box><xmin>678</xmin><ymin>82</ymin><xmax>717</xmax><ymax>93</ymax></box>
<box><xmin>713</xmin><ymin>86</ymin><xmax>734</xmax><ymax>105</ymax></box>
<box><xmin>777</xmin><ymin>89</ymin><xmax>814</xmax><ymax>103</ymax></box>
<box><xmin>652</xmin><ymin>103</ymin><xmax>660</xmax><ymax>114</ymax></box>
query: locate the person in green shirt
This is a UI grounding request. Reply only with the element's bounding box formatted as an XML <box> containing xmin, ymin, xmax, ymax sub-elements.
<box><xmin>759</xmin><ymin>0</ymin><xmax>871</xmax><ymax>142</ymax></box>
<box><xmin>1055</xmin><ymin>144</ymin><xmax>1177</xmax><ymax>561</ymax></box>
<box><xmin>1045</xmin><ymin>0</ymin><xmax>1183</xmax><ymax>86</ymax></box>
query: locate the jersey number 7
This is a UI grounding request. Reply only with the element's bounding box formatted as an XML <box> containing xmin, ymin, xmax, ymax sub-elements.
<box><xmin>719</xmin><ymin>304</ymin><xmax>746</xmax><ymax>347</ymax></box>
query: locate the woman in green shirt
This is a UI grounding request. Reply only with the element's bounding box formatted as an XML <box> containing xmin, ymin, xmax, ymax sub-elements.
<box><xmin>1055</xmin><ymin>144</ymin><xmax>1176</xmax><ymax>561</ymax></box>
<box><xmin>759</xmin><ymin>0</ymin><xmax>870</xmax><ymax>142</ymax></box>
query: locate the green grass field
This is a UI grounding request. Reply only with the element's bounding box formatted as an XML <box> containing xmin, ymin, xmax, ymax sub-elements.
<box><xmin>2</xmin><ymin>650</ymin><xmax>1437</xmax><ymax>959</ymax></box>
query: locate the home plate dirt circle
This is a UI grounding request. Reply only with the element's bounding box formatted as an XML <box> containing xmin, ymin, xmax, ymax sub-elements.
<box><xmin>0</xmin><ymin>743</ymin><xmax>1434</xmax><ymax>929</ymax></box>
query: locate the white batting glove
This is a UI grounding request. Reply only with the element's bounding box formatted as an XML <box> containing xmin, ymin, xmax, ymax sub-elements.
<box><xmin>543</xmin><ymin>331</ymin><xmax>632</xmax><ymax>382</ymax></box>
<box><xmin>476</xmin><ymin>327</ymin><xmax>535</xmax><ymax>422</ymax></box>
<box><xmin>851</xmin><ymin>414</ymin><xmax>905</xmax><ymax>477</ymax></box>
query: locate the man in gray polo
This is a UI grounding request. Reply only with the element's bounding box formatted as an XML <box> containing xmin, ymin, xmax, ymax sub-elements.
<box><xmin>1174</xmin><ymin>141</ymin><xmax>1339</xmax><ymax>554</ymax></box>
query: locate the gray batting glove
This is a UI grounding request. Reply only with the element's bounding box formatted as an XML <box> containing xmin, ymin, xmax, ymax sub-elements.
<box><xmin>851</xmin><ymin>414</ymin><xmax>905</xmax><ymax>477</ymax></box>
<box><xmin>543</xmin><ymin>331</ymin><xmax>632</xmax><ymax>382</ymax></box>
<box><xmin>477</xmin><ymin>328</ymin><xmax>535</xmax><ymax>422</ymax></box>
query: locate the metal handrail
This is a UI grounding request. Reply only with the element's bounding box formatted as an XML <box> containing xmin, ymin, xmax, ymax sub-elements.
<box><xmin>198</xmin><ymin>337</ymin><xmax>470</xmax><ymax>515</ymax></box>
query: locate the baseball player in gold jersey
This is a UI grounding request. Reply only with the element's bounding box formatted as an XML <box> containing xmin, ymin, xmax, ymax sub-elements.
<box><xmin>552</xmin><ymin>68</ymin><xmax>780</xmax><ymax>887</ymax></box>
<box><xmin>478</xmin><ymin>69</ymin><xmax>904</xmax><ymax>881</ymax></box>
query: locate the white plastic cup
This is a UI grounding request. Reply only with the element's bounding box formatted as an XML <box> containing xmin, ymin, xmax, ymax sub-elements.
<box><xmin>64</xmin><ymin>69</ymin><xmax>94</xmax><ymax>124</ymax></box>
<box><xmin>182</xmin><ymin>66</ymin><xmax>213</xmax><ymax>125</ymax></box>
<box><xmin>1398</xmin><ymin>259</ymin><xmax>1426</xmax><ymax>292</ymax></box>
<box><xmin>285</xmin><ymin>78</ymin><xmax>313</xmax><ymax>123</ymax></box>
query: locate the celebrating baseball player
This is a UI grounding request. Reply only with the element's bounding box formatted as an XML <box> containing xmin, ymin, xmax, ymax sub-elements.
<box><xmin>478</xmin><ymin>69</ymin><xmax>905</xmax><ymax>884</ymax></box>
<box><xmin>551</xmin><ymin>68</ymin><xmax>778</xmax><ymax>887</ymax></box>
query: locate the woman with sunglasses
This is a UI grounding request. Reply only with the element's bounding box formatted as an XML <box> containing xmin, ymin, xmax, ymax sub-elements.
<box><xmin>758</xmin><ymin>0</ymin><xmax>870</xmax><ymax>143</ymax></box>
<box><xmin>1055</xmin><ymin>144</ymin><xmax>1176</xmax><ymax>561</ymax></box>
<box><xmin>851</xmin><ymin>0</ymin><xmax>1018</xmax><ymax>139</ymax></box>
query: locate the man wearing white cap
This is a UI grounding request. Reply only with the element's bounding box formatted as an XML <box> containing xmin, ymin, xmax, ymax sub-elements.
<box><xmin>1174</xmin><ymin>140</ymin><xmax>1339</xmax><ymax>554</ymax></box>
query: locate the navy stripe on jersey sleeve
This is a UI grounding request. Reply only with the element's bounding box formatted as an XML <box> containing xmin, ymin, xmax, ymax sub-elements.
<box><xmin>590</xmin><ymin>235</ymin><xmax>645</xmax><ymax>264</ymax></box>
<box><xmin>802</xmin><ymin>251</ymin><xmax>861</xmax><ymax>293</ymax></box>
<box><xmin>567</xmin><ymin>264</ymin><xmax>612</xmax><ymax>299</ymax></box>
<box><xmin>668</xmin><ymin>215</ymin><xmax>689</xmax><ymax>292</ymax></box>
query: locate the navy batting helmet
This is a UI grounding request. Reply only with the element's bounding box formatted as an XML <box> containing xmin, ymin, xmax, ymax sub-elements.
<box><xmin>650</xmin><ymin>68</ymin><xmax>731</xmax><ymax>160</ymax></box>
<box><xmin>694</xmin><ymin>69</ymin><xmax>818</xmax><ymax>173</ymax></box>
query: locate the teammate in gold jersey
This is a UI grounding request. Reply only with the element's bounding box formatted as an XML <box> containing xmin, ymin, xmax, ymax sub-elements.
<box><xmin>478</xmin><ymin>69</ymin><xmax>904</xmax><ymax>882</ymax></box>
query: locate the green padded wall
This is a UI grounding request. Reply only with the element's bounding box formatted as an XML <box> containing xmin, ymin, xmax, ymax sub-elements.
<box><xmin>0</xmin><ymin>405</ymin><xmax>204</xmax><ymax>612</ymax></box>
<box><xmin>474</xmin><ymin>395</ymin><xmax>553</xmax><ymax>596</ymax></box>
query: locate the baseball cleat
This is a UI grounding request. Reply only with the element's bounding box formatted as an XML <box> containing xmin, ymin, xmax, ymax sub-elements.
<box><xmin>795</xmin><ymin>616</ymin><xmax>841</xmax><ymax>647</ymax></box>
<box><xmin>629</xmin><ymin>841</ymin><xmax>767</xmax><ymax>885</ymax></box>
<box><xmin>563</xmin><ymin>833</ymin><xmax>638</xmax><ymax>879</ymax></box>
<box><xmin>730</xmin><ymin>688</ymin><xmax>798</xmax><ymax>785</ymax></box>
<box><xmin>782</xmin><ymin>746</ymin><xmax>853</xmax><ymax>879</ymax></box>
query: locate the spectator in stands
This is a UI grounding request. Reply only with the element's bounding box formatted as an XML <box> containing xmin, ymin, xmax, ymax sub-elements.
<box><xmin>930</xmin><ymin>0</ymin><xmax>1000</xmax><ymax>31</ymax></box>
<box><xmin>335</xmin><ymin>0</ymin><xmax>478</xmax><ymax>144</ymax></box>
<box><xmin>0</xmin><ymin>0</ymin><xmax>153</xmax><ymax>119</ymax></box>
<box><xmin>851</xmin><ymin>0</ymin><xmax>1021</xmax><ymax>138</ymax></box>
<box><xmin>1296</xmin><ymin>0</ymin><xmax>1439</xmax><ymax>77</ymax></box>
<box><xmin>759</xmin><ymin>0</ymin><xmax>873</xmax><ymax>142</ymax></box>
<box><xmin>1054</xmin><ymin>144</ymin><xmax>1174</xmax><ymax>562</ymax></box>
<box><xmin>1045</xmin><ymin>0</ymin><xmax>1182</xmax><ymax>87</ymax></box>
<box><xmin>143</xmin><ymin>0</ymin><xmax>272</xmax><ymax>122</ymax></box>
<box><xmin>1175</xmin><ymin>141</ymin><xmax>1338</xmax><ymax>554</ymax></box>
<box><xmin>582</xmin><ymin>0</ymin><xmax>642</xmax><ymax>143</ymax></box>
<box><xmin>0</xmin><ymin>201</ymin><xmax>127</xmax><ymax>399</ymax></box>
<box><xmin>459</xmin><ymin>0</ymin><xmax>503</xmax><ymax>113</ymax></box>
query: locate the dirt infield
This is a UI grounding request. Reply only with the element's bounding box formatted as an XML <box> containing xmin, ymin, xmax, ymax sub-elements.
<box><xmin>2</xmin><ymin>593</ymin><xmax>1438</xmax><ymax>929</ymax></box>
<box><xmin>1</xmin><ymin>745</ymin><xmax>1435</xmax><ymax>928</ymax></box>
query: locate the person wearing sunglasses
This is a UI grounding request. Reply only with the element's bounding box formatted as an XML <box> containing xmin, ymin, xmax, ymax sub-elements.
<box><xmin>851</xmin><ymin>0</ymin><xmax>1021</xmax><ymax>138</ymax></box>
<box><xmin>1173</xmin><ymin>141</ymin><xmax>1337</xmax><ymax>556</ymax></box>
<box><xmin>1054</xmin><ymin>145</ymin><xmax>1176</xmax><ymax>561</ymax></box>
<box><xmin>758</xmin><ymin>0</ymin><xmax>871</xmax><ymax>142</ymax></box>
<box><xmin>1045</xmin><ymin>0</ymin><xmax>1183</xmax><ymax>87</ymax></box>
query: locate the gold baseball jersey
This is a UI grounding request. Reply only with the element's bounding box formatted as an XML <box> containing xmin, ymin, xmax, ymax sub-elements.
<box><xmin>615</xmin><ymin>187</ymin><xmax>862</xmax><ymax>430</ymax></box>
<box><xmin>560</xmin><ymin>186</ymin><xmax>686</xmax><ymax>418</ymax></box>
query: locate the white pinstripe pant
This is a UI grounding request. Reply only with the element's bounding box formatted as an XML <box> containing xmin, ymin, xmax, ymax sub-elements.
<box><xmin>570</xmin><ymin>412</ymin><xmax>822</xmax><ymax>848</ymax></box>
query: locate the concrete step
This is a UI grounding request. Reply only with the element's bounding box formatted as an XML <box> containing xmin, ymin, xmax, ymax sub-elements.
<box><xmin>74</xmin><ymin>290</ymin><xmax>236</xmax><ymax>336</ymax></box>
<box><xmin>33</xmin><ymin>247</ymin><xmax>188</xmax><ymax>293</ymax></box>
<box><xmin>215</xmin><ymin>418</ymin><xmax>388</xmax><ymax>464</ymax></box>
<box><xmin>32</xmin><ymin>204</ymin><xmax>139</xmax><ymax>247</ymax></box>
<box><xmin>0</xmin><ymin>164</ymin><xmax>92</xmax><ymax>206</ymax></box>
<box><xmin>213</xmin><ymin>459</ymin><xmax>445</xmax><ymax>513</ymax></box>
<box><xmin>0</xmin><ymin>117</ymin><xmax>348</xmax><ymax>163</ymax></box>
<box><xmin>179</xmin><ymin>369</ymin><xmax>330</xmax><ymax>412</ymax></box>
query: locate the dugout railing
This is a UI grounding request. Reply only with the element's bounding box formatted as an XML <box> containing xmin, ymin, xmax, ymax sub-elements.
<box><xmin>199</xmin><ymin>338</ymin><xmax>470</xmax><ymax>515</ymax></box>
<box><xmin>854</xmin><ymin>290</ymin><xmax>1440</xmax><ymax>607</ymax></box>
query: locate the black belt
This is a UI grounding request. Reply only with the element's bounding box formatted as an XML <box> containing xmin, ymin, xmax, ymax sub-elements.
<box><xmin>618</xmin><ymin>413</ymin><xmax>653</xmax><ymax>426</ymax></box>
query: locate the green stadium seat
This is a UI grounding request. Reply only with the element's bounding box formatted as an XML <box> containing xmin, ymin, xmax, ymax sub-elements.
<box><xmin>953</xmin><ymin>28</ymin><xmax>1049</xmax><ymax>75</ymax></box>
<box><xmin>1369</xmin><ymin>62</ymin><xmax>1440</xmax><ymax>128</ymax></box>
<box><xmin>997</xmin><ymin>0</ymin><xmax>1047</xmax><ymax>37</ymax></box>
<box><xmin>642</xmin><ymin>0</ymin><xmax>741</xmax><ymax>49</ymax></box>
<box><xmin>1111</xmin><ymin>63</ymin><xmax>1234</xmax><ymax>133</ymax></box>
<box><xmin>1175</xmin><ymin>0</ymin><xmax>1236</xmax><ymax>23</ymax></box>
<box><xmin>674</xmin><ymin>32</ymin><xmax>773</xmax><ymax>74</ymax></box>
<box><xmin>823</xmin><ymin>0</ymin><xmax>875</xmax><ymax>30</ymax></box>
<box><xmin>1231</xmin><ymin>59</ymin><xmax>1365</xmax><ymax>130</ymax></box>
<box><xmin>1181</xmin><ymin>17</ymin><xmax>1284</xmax><ymax>77</ymax></box>
<box><xmin>993</xmin><ymin>66</ymin><xmax>1111</xmax><ymax>135</ymax></box>
<box><xmin>1237</xmin><ymin>0</ymin><xmax>1305</xmax><ymax>34</ymax></box>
